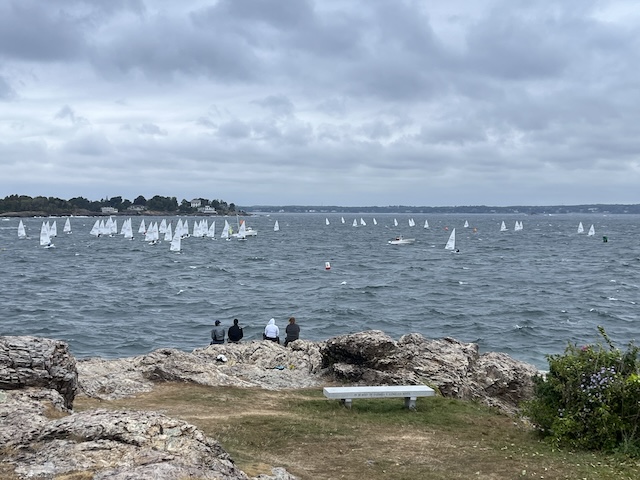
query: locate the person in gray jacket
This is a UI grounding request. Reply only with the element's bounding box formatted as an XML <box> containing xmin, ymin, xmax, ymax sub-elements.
<box><xmin>210</xmin><ymin>320</ymin><xmax>225</xmax><ymax>344</ymax></box>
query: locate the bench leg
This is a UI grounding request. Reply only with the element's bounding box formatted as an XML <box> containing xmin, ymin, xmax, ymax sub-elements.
<box><xmin>404</xmin><ymin>396</ymin><xmax>417</xmax><ymax>410</ymax></box>
<box><xmin>340</xmin><ymin>398</ymin><xmax>352</xmax><ymax>409</ymax></box>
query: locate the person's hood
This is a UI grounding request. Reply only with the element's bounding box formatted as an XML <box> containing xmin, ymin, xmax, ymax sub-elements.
<box><xmin>268</xmin><ymin>318</ymin><xmax>276</xmax><ymax>325</ymax></box>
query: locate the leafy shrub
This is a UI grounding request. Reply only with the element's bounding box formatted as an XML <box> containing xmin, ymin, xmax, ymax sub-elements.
<box><xmin>523</xmin><ymin>326</ymin><xmax>640</xmax><ymax>455</ymax></box>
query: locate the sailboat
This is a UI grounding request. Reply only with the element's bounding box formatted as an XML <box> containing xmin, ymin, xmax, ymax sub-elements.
<box><xmin>445</xmin><ymin>228</ymin><xmax>456</xmax><ymax>251</ymax></box>
<box><xmin>121</xmin><ymin>218</ymin><xmax>134</xmax><ymax>240</ymax></box>
<box><xmin>424</xmin><ymin>219</ymin><xmax>429</xmax><ymax>229</ymax></box>
<box><xmin>352</xmin><ymin>219</ymin><xmax>357</xmax><ymax>227</ymax></box>
<box><xmin>63</xmin><ymin>218</ymin><xmax>72</xmax><ymax>234</ymax></box>
<box><xmin>588</xmin><ymin>224</ymin><xmax>595</xmax><ymax>236</ymax></box>
<box><xmin>170</xmin><ymin>230</ymin><xmax>181</xmax><ymax>252</ymax></box>
<box><xmin>408</xmin><ymin>218</ymin><xmax>415</xmax><ymax>227</ymax></box>
<box><xmin>138</xmin><ymin>219</ymin><xmax>146</xmax><ymax>234</ymax></box>
<box><xmin>90</xmin><ymin>219</ymin><xmax>100</xmax><ymax>237</ymax></box>
<box><xmin>577</xmin><ymin>222</ymin><xmax>584</xmax><ymax>234</ymax></box>
<box><xmin>341</xmin><ymin>217</ymin><xmax>345</xmax><ymax>224</ymax></box>
<box><xmin>236</xmin><ymin>220</ymin><xmax>247</xmax><ymax>240</ymax></box>
<box><xmin>164</xmin><ymin>223</ymin><xmax>173</xmax><ymax>242</ymax></box>
<box><xmin>49</xmin><ymin>221</ymin><xmax>58</xmax><ymax>238</ymax></box>
<box><xmin>273</xmin><ymin>220</ymin><xmax>280</xmax><ymax>232</ymax></box>
<box><xmin>464</xmin><ymin>220</ymin><xmax>469</xmax><ymax>228</ymax></box>
<box><xmin>325</xmin><ymin>218</ymin><xmax>330</xmax><ymax>226</ymax></box>
<box><xmin>221</xmin><ymin>220</ymin><xmax>231</xmax><ymax>240</ymax></box>
<box><xmin>40</xmin><ymin>221</ymin><xmax>54</xmax><ymax>248</ymax></box>
<box><xmin>373</xmin><ymin>218</ymin><xmax>377</xmax><ymax>225</ymax></box>
<box><xmin>360</xmin><ymin>218</ymin><xmax>366</xmax><ymax>226</ymax></box>
<box><xmin>17</xmin><ymin>220</ymin><xmax>27</xmax><ymax>239</ymax></box>
<box><xmin>207</xmin><ymin>221</ymin><xmax>216</xmax><ymax>238</ymax></box>
<box><xmin>500</xmin><ymin>221</ymin><xmax>507</xmax><ymax>232</ymax></box>
<box><xmin>393</xmin><ymin>218</ymin><xmax>398</xmax><ymax>227</ymax></box>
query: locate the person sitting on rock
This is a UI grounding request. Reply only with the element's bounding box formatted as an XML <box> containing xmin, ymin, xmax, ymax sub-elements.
<box><xmin>227</xmin><ymin>318</ymin><xmax>243</xmax><ymax>343</ymax></box>
<box><xmin>210</xmin><ymin>320</ymin><xmax>225</xmax><ymax>345</ymax></box>
<box><xmin>263</xmin><ymin>318</ymin><xmax>280</xmax><ymax>344</ymax></box>
<box><xmin>284</xmin><ymin>316</ymin><xmax>300</xmax><ymax>347</ymax></box>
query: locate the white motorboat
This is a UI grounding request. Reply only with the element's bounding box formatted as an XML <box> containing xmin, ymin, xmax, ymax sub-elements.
<box><xmin>388</xmin><ymin>236</ymin><xmax>415</xmax><ymax>245</ymax></box>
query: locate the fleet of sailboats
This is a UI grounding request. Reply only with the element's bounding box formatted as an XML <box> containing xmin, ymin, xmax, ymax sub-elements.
<box><xmin>12</xmin><ymin>216</ymin><xmax>605</xmax><ymax>254</ymax></box>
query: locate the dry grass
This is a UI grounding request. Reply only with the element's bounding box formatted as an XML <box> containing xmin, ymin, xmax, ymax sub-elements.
<box><xmin>71</xmin><ymin>383</ymin><xmax>640</xmax><ymax>480</ymax></box>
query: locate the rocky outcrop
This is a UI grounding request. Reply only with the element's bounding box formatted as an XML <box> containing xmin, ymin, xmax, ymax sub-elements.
<box><xmin>321</xmin><ymin>331</ymin><xmax>538</xmax><ymax>415</ymax></box>
<box><xmin>0</xmin><ymin>336</ymin><xmax>77</xmax><ymax>409</ymax></box>
<box><xmin>78</xmin><ymin>339</ymin><xmax>324</xmax><ymax>399</ymax></box>
<box><xmin>76</xmin><ymin>331</ymin><xmax>536</xmax><ymax>415</ymax></box>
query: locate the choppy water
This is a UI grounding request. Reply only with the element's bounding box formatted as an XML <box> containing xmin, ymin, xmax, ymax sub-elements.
<box><xmin>1</xmin><ymin>213</ymin><xmax>639</xmax><ymax>369</ymax></box>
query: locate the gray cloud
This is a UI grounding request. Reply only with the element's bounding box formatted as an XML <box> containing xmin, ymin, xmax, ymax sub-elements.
<box><xmin>0</xmin><ymin>0</ymin><xmax>638</xmax><ymax>206</ymax></box>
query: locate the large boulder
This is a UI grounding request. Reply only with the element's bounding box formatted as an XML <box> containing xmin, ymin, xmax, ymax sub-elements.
<box><xmin>0</xmin><ymin>336</ymin><xmax>77</xmax><ymax>409</ymax></box>
<box><xmin>321</xmin><ymin>331</ymin><xmax>537</xmax><ymax>414</ymax></box>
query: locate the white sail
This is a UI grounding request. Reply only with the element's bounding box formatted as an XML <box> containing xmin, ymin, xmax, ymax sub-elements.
<box><xmin>90</xmin><ymin>219</ymin><xmax>100</xmax><ymax>237</ymax></box>
<box><xmin>170</xmin><ymin>230</ymin><xmax>181</xmax><ymax>252</ymax></box>
<box><xmin>182</xmin><ymin>219</ymin><xmax>189</xmax><ymax>237</ymax></box>
<box><xmin>500</xmin><ymin>221</ymin><xmax>507</xmax><ymax>232</ymax></box>
<box><xmin>360</xmin><ymin>218</ymin><xmax>366</xmax><ymax>226</ymax></box>
<box><xmin>464</xmin><ymin>220</ymin><xmax>469</xmax><ymax>228</ymax></box>
<box><xmin>394</xmin><ymin>218</ymin><xmax>398</xmax><ymax>227</ymax></box>
<box><xmin>159</xmin><ymin>219</ymin><xmax>167</xmax><ymax>234</ymax></box>
<box><xmin>40</xmin><ymin>221</ymin><xmax>52</xmax><ymax>247</ymax></box>
<box><xmin>221</xmin><ymin>220</ymin><xmax>230</xmax><ymax>239</ymax></box>
<box><xmin>325</xmin><ymin>218</ymin><xmax>330</xmax><ymax>225</ymax></box>
<box><xmin>341</xmin><ymin>217</ymin><xmax>345</xmax><ymax>224</ymax></box>
<box><xmin>138</xmin><ymin>219</ymin><xmax>146</xmax><ymax>234</ymax></box>
<box><xmin>207</xmin><ymin>221</ymin><xmax>216</xmax><ymax>238</ymax></box>
<box><xmin>49</xmin><ymin>221</ymin><xmax>57</xmax><ymax>237</ymax></box>
<box><xmin>588</xmin><ymin>224</ymin><xmax>595</xmax><ymax>236</ymax></box>
<box><xmin>424</xmin><ymin>219</ymin><xmax>429</xmax><ymax>229</ymax></box>
<box><xmin>373</xmin><ymin>218</ymin><xmax>377</xmax><ymax>225</ymax></box>
<box><xmin>577</xmin><ymin>222</ymin><xmax>584</xmax><ymax>234</ymax></box>
<box><xmin>409</xmin><ymin>218</ymin><xmax>415</xmax><ymax>227</ymax></box>
<box><xmin>63</xmin><ymin>217</ymin><xmax>72</xmax><ymax>234</ymax></box>
<box><xmin>17</xmin><ymin>220</ymin><xmax>27</xmax><ymax>239</ymax></box>
<box><xmin>237</xmin><ymin>220</ymin><xmax>247</xmax><ymax>240</ymax></box>
<box><xmin>352</xmin><ymin>219</ymin><xmax>357</xmax><ymax>227</ymax></box>
<box><xmin>273</xmin><ymin>220</ymin><xmax>280</xmax><ymax>232</ymax></box>
<box><xmin>164</xmin><ymin>223</ymin><xmax>173</xmax><ymax>242</ymax></box>
<box><xmin>122</xmin><ymin>218</ymin><xmax>134</xmax><ymax>239</ymax></box>
<box><xmin>445</xmin><ymin>228</ymin><xmax>456</xmax><ymax>250</ymax></box>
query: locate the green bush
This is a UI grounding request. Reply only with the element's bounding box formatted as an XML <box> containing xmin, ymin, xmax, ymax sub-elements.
<box><xmin>523</xmin><ymin>326</ymin><xmax>640</xmax><ymax>455</ymax></box>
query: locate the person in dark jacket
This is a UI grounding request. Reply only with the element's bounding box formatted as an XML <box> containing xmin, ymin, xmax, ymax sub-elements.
<box><xmin>227</xmin><ymin>318</ymin><xmax>243</xmax><ymax>343</ymax></box>
<box><xmin>284</xmin><ymin>316</ymin><xmax>300</xmax><ymax>347</ymax></box>
<box><xmin>210</xmin><ymin>320</ymin><xmax>225</xmax><ymax>344</ymax></box>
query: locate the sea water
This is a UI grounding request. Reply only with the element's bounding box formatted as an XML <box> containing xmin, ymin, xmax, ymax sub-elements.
<box><xmin>1</xmin><ymin>213</ymin><xmax>639</xmax><ymax>370</ymax></box>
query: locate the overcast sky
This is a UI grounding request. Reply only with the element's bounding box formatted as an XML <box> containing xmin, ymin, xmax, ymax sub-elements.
<box><xmin>1</xmin><ymin>0</ymin><xmax>639</xmax><ymax>207</ymax></box>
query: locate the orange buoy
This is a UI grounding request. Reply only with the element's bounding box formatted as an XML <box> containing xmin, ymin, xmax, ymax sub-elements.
<box><xmin>325</xmin><ymin>261</ymin><xmax>331</xmax><ymax>270</ymax></box>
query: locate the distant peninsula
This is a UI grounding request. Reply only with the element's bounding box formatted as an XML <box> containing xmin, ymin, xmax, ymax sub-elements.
<box><xmin>1</xmin><ymin>194</ymin><xmax>640</xmax><ymax>216</ymax></box>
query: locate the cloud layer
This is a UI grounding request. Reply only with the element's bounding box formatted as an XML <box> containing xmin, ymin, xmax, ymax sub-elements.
<box><xmin>1</xmin><ymin>0</ymin><xmax>639</xmax><ymax>206</ymax></box>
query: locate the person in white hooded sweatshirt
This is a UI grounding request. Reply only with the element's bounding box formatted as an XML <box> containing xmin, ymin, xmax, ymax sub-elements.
<box><xmin>263</xmin><ymin>318</ymin><xmax>280</xmax><ymax>343</ymax></box>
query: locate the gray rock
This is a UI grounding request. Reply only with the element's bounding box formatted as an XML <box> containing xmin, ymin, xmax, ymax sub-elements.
<box><xmin>12</xmin><ymin>408</ymin><xmax>251</xmax><ymax>479</ymax></box>
<box><xmin>78</xmin><ymin>340</ymin><xmax>325</xmax><ymax>400</ymax></box>
<box><xmin>322</xmin><ymin>331</ymin><xmax>537</xmax><ymax>415</ymax></box>
<box><xmin>0</xmin><ymin>336</ymin><xmax>77</xmax><ymax>409</ymax></box>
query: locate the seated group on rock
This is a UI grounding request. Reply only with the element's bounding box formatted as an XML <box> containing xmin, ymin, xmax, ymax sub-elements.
<box><xmin>210</xmin><ymin>317</ymin><xmax>300</xmax><ymax>346</ymax></box>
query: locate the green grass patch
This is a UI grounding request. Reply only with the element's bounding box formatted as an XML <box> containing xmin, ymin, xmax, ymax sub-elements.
<box><xmin>72</xmin><ymin>383</ymin><xmax>640</xmax><ymax>480</ymax></box>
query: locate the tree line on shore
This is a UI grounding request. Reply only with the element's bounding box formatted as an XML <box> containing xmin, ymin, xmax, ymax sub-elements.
<box><xmin>0</xmin><ymin>194</ymin><xmax>238</xmax><ymax>216</ymax></box>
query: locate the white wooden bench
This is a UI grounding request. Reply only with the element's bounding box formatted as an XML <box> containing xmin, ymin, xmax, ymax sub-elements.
<box><xmin>323</xmin><ymin>385</ymin><xmax>435</xmax><ymax>410</ymax></box>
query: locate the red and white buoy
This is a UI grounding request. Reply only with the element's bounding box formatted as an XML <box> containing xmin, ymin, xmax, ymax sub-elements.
<box><xmin>325</xmin><ymin>261</ymin><xmax>331</xmax><ymax>270</ymax></box>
